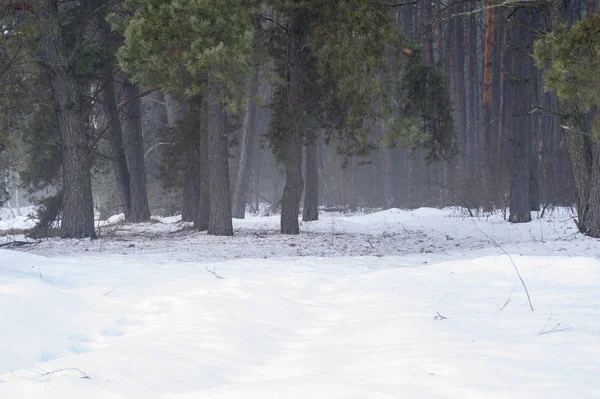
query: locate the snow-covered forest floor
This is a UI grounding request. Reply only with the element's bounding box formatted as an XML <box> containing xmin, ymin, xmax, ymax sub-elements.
<box><xmin>1</xmin><ymin>207</ymin><xmax>599</xmax><ymax>398</ymax></box>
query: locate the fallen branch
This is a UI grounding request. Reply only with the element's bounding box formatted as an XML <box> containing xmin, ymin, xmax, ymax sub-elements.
<box><xmin>27</xmin><ymin>367</ymin><xmax>90</xmax><ymax>381</ymax></box>
<box><xmin>433</xmin><ymin>312</ymin><xmax>447</xmax><ymax>320</ymax></box>
<box><xmin>472</xmin><ymin>221</ymin><xmax>534</xmax><ymax>312</ymax></box>
<box><xmin>206</xmin><ymin>266</ymin><xmax>224</xmax><ymax>279</ymax></box>
<box><xmin>0</xmin><ymin>239</ymin><xmax>40</xmax><ymax>248</ymax></box>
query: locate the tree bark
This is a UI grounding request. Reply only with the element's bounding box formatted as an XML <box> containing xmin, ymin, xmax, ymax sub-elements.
<box><xmin>207</xmin><ymin>66</ymin><xmax>233</xmax><ymax>236</ymax></box>
<box><xmin>120</xmin><ymin>76</ymin><xmax>151</xmax><ymax>222</ymax></box>
<box><xmin>41</xmin><ymin>0</ymin><xmax>95</xmax><ymax>238</ymax></box>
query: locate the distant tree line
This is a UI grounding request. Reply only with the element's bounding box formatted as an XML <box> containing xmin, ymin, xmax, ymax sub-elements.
<box><xmin>0</xmin><ymin>0</ymin><xmax>598</xmax><ymax>237</ymax></box>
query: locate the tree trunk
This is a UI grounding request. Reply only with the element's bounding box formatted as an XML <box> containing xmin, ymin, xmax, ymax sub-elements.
<box><xmin>508</xmin><ymin>7</ymin><xmax>537</xmax><ymax>223</ymax></box>
<box><xmin>207</xmin><ymin>66</ymin><xmax>233</xmax><ymax>236</ymax></box>
<box><xmin>530</xmin><ymin>75</ymin><xmax>540</xmax><ymax>211</ymax></box>
<box><xmin>451</xmin><ymin>3</ymin><xmax>467</xmax><ymax>175</ymax></box>
<box><xmin>280</xmin><ymin>10</ymin><xmax>305</xmax><ymax>235</ymax></box>
<box><xmin>465</xmin><ymin>0</ymin><xmax>478</xmax><ymax>190</ymax></box>
<box><xmin>232</xmin><ymin>55</ymin><xmax>260</xmax><ymax>219</ymax></box>
<box><xmin>302</xmin><ymin>132</ymin><xmax>319</xmax><ymax>221</ymax></box>
<box><xmin>164</xmin><ymin>95</ymin><xmax>199</xmax><ymax>222</ymax></box>
<box><xmin>193</xmin><ymin>96</ymin><xmax>210</xmax><ymax>231</ymax></box>
<box><xmin>423</xmin><ymin>0</ymin><xmax>434</xmax><ymax>65</ymax></box>
<box><xmin>41</xmin><ymin>0</ymin><xmax>95</xmax><ymax>238</ymax></box>
<box><xmin>435</xmin><ymin>0</ymin><xmax>443</xmax><ymax>62</ymax></box>
<box><xmin>120</xmin><ymin>76</ymin><xmax>151</xmax><ymax>222</ymax></box>
<box><xmin>481</xmin><ymin>2</ymin><xmax>496</xmax><ymax>209</ymax></box>
<box><xmin>97</xmin><ymin>13</ymin><xmax>131</xmax><ymax>218</ymax></box>
<box><xmin>101</xmin><ymin>72</ymin><xmax>131</xmax><ymax>218</ymax></box>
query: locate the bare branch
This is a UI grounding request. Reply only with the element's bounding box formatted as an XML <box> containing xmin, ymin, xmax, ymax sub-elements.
<box><xmin>472</xmin><ymin>221</ymin><xmax>534</xmax><ymax>312</ymax></box>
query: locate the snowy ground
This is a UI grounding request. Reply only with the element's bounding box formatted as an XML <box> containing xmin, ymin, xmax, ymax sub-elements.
<box><xmin>1</xmin><ymin>208</ymin><xmax>599</xmax><ymax>398</ymax></box>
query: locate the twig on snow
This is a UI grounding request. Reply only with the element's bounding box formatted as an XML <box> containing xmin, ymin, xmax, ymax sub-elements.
<box><xmin>472</xmin><ymin>221</ymin><xmax>534</xmax><ymax>312</ymax></box>
<box><xmin>538</xmin><ymin>314</ymin><xmax>571</xmax><ymax>335</ymax></box>
<box><xmin>497</xmin><ymin>286</ymin><xmax>516</xmax><ymax>311</ymax></box>
<box><xmin>206</xmin><ymin>266</ymin><xmax>224</xmax><ymax>279</ymax></box>
<box><xmin>433</xmin><ymin>312</ymin><xmax>447</xmax><ymax>320</ymax></box>
<box><xmin>28</xmin><ymin>367</ymin><xmax>90</xmax><ymax>381</ymax></box>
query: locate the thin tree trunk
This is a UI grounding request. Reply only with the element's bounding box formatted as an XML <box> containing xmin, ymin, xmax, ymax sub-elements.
<box><xmin>232</xmin><ymin>52</ymin><xmax>260</xmax><ymax>219</ymax></box>
<box><xmin>481</xmin><ymin>2</ymin><xmax>496</xmax><ymax>208</ymax></box>
<box><xmin>465</xmin><ymin>0</ymin><xmax>478</xmax><ymax>190</ymax></box>
<box><xmin>303</xmin><ymin>132</ymin><xmax>319</xmax><ymax>221</ymax></box>
<box><xmin>97</xmin><ymin>13</ymin><xmax>131</xmax><ymax>218</ymax></box>
<box><xmin>120</xmin><ymin>76</ymin><xmax>151</xmax><ymax>222</ymax></box>
<box><xmin>41</xmin><ymin>0</ymin><xmax>95</xmax><ymax>238</ymax></box>
<box><xmin>207</xmin><ymin>66</ymin><xmax>233</xmax><ymax>236</ymax></box>
<box><xmin>101</xmin><ymin>73</ymin><xmax>131</xmax><ymax>218</ymax></box>
<box><xmin>194</xmin><ymin>95</ymin><xmax>210</xmax><ymax>231</ymax></box>
<box><xmin>435</xmin><ymin>0</ymin><xmax>443</xmax><ymax>62</ymax></box>
<box><xmin>451</xmin><ymin>3</ymin><xmax>467</xmax><ymax>175</ymax></box>
<box><xmin>423</xmin><ymin>0</ymin><xmax>434</xmax><ymax>64</ymax></box>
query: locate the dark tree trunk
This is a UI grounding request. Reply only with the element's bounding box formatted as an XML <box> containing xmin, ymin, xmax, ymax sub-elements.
<box><xmin>97</xmin><ymin>13</ymin><xmax>131</xmax><ymax>218</ymax></box>
<box><xmin>481</xmin><ymin>3</ymin><xmax>496</xmax><ymax>208</ymax></box>
<box><xmin>164</xmin><ymin>95</ymin><xmax>199</xmax><ymax>222</ymax></box>
<box><xmin>435</xmin><ymin>0</ymin><xmax>442</xmax><ymax>62</ymax></box>
<box><xmin>530</xmin><ymin>75</ymin><xmax>541</xmax><ymax>211</ymax></box>
<box><xmin>280</xmin><ymin>10</ymin><xmax>305</xmax><ymax>235</ymax></box>
<box><xmin>101</xmin><ymin>71</ymin><xmax>131</xmax><ymax>218</ymax></box>
<box><xmin>490</xmin><ymin>11</ymin><xmax>504</xmax><ymax>203</ymax></box>
<box><xmin>194</xmin><ymin>96</ymin><xmax>210</xmax><ymax>231</ymax></box>
<box><xmin>451</xmin><ymin>3</ymin><xmax>467</xmax><ymax>175</ymax></box>
<box><xmin>423</xmin><ymin>0</ymin><xmax>434</xmax><ymax>64</ymax></box>
<box><xmin>508</xmin><ymin>7</ymin><xmax>536</xmax><ymax>224</ymax></box>
<box><xmin>232</xmin><ymin>55</ymin><xmax>260</xmax><ymax>219</ymax></box>
<box><xmin>41</xmin><ymin>0</ymin><xmax>95</xmax><ymax>238</ymax></box>
<box><xmin>561</xmin><ymin>107</ymin><xmax>597</xmax><ymax>234</ymax></box>
<box><xmin>207</xmin><ymin>66</ymin><xmax>233</xmax><ymax>236</ymax></box>
<box><xmin>465</xmin><ymin>0</ymin><xmax>478</xmax><ymax>189</ymax></box>
<box><xmin>302</xmin><ymin>133</ymin><xmax>319</xmax><ymax>221</ymax></box>
<box><xmin>120</xmin><ymin>76</ymin><xmax>151</xmax><ymax>222</ymax></box>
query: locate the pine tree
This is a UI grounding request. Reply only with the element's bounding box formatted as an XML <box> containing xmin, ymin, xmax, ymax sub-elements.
<box><xmin>116</xmin><ymin>0</ymin><xmax>255</xmax><ymax>236</ymax></box>
<box><xmin>535</xmin><ymin>11</ymin><xmax>600</xmax><ymax>236</ymax></box>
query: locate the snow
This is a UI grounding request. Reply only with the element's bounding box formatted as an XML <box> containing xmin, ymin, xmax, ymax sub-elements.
<box><xmin>1</xmin><ymin>208</ymin><xmax>599</xmax><ymax>398</ymax></box>
<box><xmin>0</xmin><ymin>206</ymin><xmax>36</xmax><ymax>231</ymax></box>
